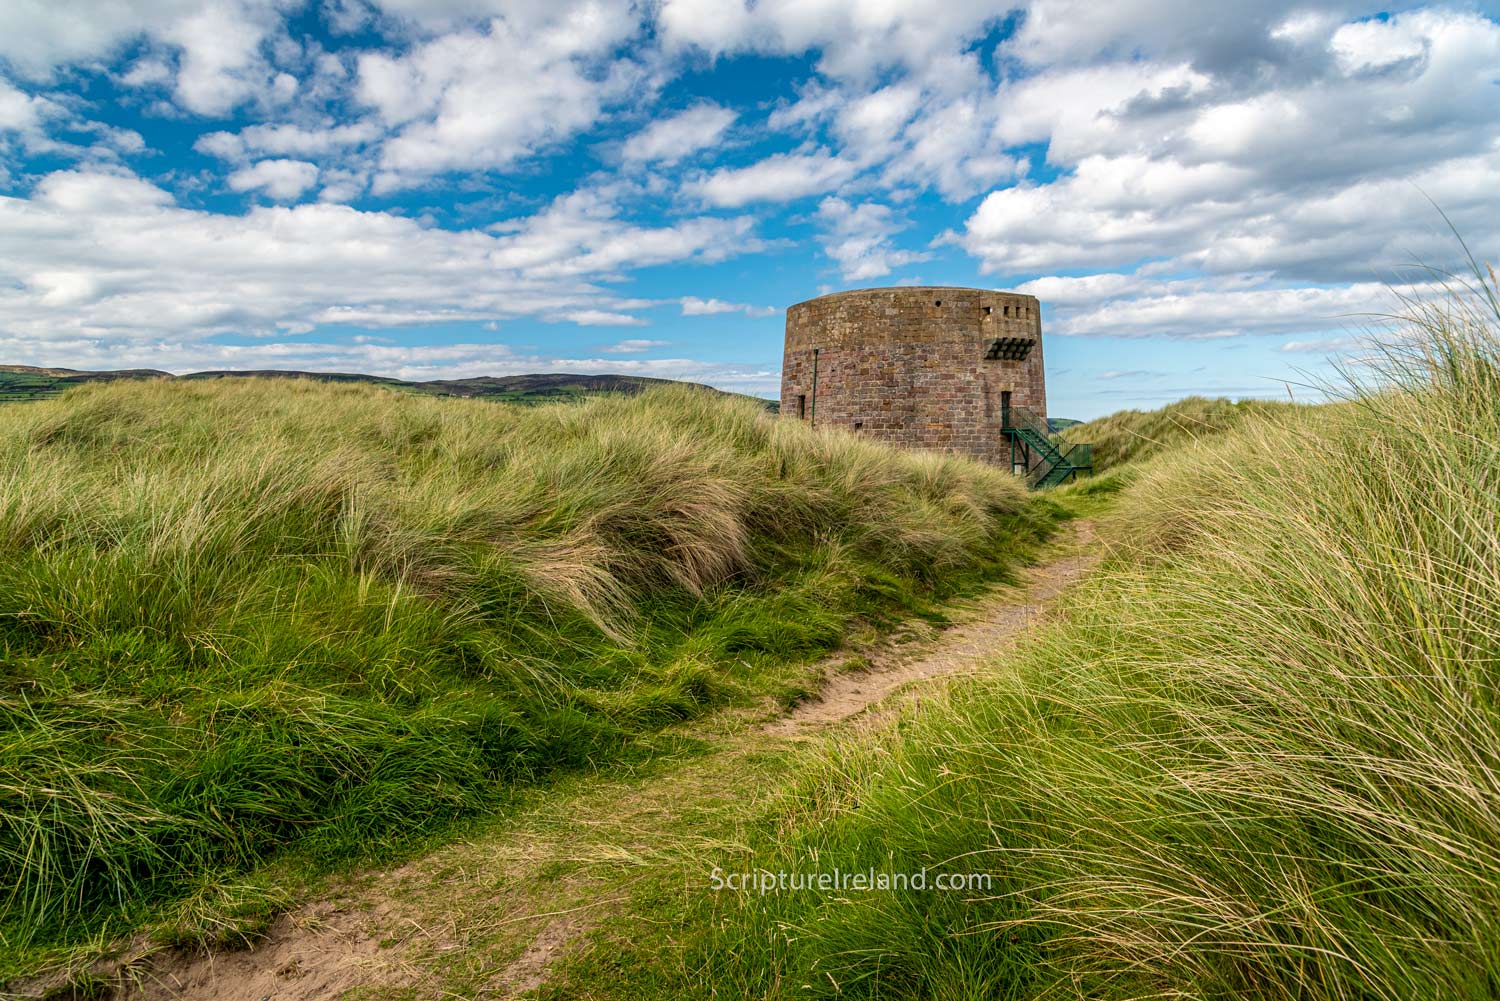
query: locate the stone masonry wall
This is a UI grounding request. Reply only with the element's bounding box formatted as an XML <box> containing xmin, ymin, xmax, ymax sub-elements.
<box><xmin>780</xmin><ymin>286</ymin><xmax>1046</xmax><ymax>466</ymax></box>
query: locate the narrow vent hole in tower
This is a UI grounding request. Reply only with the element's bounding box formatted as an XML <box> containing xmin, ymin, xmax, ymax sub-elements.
<box><xmin>934</xmin><ymin>299</ymin><xmax>942</xmax><ymax>307</ymax></box>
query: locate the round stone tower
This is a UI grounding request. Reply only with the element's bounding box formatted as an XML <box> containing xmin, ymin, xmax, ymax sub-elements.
<box><xmin>780</xmin><ymin>286</ymin><xmax>1046</xmax><ymax>466</ymax></box>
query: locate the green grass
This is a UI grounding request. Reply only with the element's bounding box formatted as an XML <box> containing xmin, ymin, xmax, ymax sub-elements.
<box><xmin>557</xmin><ymin>268</ymin><xmax>1500</xmax><ymax>999</ymax></box>
<box><xmin>0</xmin><ymin>379</ymin><xmax>1056</xmax><ymax>982</ymax></box>
<box><xmin>1059</xmin><ymin>394</ymin><xmax>1302</xmax><ymax>472</ymax></box>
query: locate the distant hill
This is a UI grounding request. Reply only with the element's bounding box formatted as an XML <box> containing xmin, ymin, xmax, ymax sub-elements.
<box><xmin>0</xmin><ymin>366</ymin><xmax>779</xmax><ymax>411</ymax></box>
<box><xmin>1047</xmin><ymin>417</ymin><xmax>1082</xmax><ymax>433</ymax></box>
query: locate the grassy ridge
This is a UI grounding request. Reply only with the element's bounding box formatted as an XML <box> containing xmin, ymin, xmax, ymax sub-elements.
<box><xmin>1059</xmin><ymin>394</ymin><xmax>1300</xmax><ymax>471</ymax></box>
<box><xmin>0</xmin><ymin>380</ymin><xmax>1051</xmax><ymax>976</ymax></box>
<box><xmin>576</xmin><ymin>274</ymin><xmax>1500</xmax><ymax>998</ymax></box>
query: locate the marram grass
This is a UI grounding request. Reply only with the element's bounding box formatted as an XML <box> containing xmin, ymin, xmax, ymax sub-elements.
<box><xmin>581</xmin><ymin>269</ymin><xmax>1500</xmax><ymax>1000</ymax></box>
<box><xmin>1059</xmin><ymin>393</ymin><xmax>1301</xmax><ymax>472</ymax></box>
<box><xmin>0</xmin><ymin>379</ymin><xmax>1052</xmax><ymax>976</ymax></box>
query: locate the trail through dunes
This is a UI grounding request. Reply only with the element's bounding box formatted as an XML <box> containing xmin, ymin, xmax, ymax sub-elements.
<box><xmin>767</xmin><ymin>519</ymin><xmax>1097</xmax><ymax>735</ymax></box>
<box><xmin>83</xmin><ymin>521</ymin><xmax>1099</xmax><ymax>1001</ymax></box>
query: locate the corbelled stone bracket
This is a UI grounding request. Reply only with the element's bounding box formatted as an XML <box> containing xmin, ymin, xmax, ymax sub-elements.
<box><xmin>984</xmin><ymin>337</ymin><xmax>1035</xmax><ymax>361</ymax></box>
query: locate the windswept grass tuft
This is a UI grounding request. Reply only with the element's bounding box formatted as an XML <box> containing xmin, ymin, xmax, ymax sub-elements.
<box><xmin>1060</xmin><ymin>394</ymin><xmax>1301</xmax><ymax>471</ymax></box>
<box><xmin>602</xmin><ymin>266</ymin><xmax>1500</xmax><ymax>999</ymax></box>
<box><xmin>0</xmin><ymin>380</ymin><xmax>1051</xmax><ymax>979</ymax></box>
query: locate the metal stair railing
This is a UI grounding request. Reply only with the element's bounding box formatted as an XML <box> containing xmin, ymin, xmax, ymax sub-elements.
<box><xmin>1001</xmin><ymin>403</ymin><xmax>1051</xmax><ymax>441</ymax></box>
<box><xmin>1001</xmin><ymin>405</ymin><xmax>1091</xmax><ymax>488</ymax></box>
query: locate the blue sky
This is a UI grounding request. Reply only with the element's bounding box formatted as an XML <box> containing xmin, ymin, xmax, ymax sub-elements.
<box><xmin>1</xmin><ymin>1</ymin><xmax>1498</xmax><ymax>419</ymax></box>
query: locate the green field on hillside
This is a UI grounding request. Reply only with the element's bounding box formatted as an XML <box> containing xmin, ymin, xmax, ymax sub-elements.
<box><xmin>0</xmin><ymin>372</ymin><xmax>66</xmax><ymax>402</ymax></box>
<box><xmin>0</xmin><ymin>379</ymin><xmax>1054</xmax><ymax>982</ymax></box>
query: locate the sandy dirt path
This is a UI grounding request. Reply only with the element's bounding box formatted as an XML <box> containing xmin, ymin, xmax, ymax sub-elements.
<box><xmin>766</xmin><ymin>519</ymin><xmax>1096</xmax><ymax>735</ymax></box>
<box><xmin>80</xmin><ymin>520</ymin><xmax>1099</xmax><ymax>1001</ymax></box>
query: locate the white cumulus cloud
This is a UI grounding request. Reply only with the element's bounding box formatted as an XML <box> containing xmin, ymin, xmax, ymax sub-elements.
<box><xmin>687</xmin><ymin>151</ymin><xmax>856</xmax><ymax>207</ymax></box>
<box><xmin>621</xmin><ymin>103</ymin><xmax>736</xmax><ymax>165</ymax></box>
<box><xmin>227</xmin><ymin>158</ymin><xmax>320</xmax><ymax>199</ymax></box>
<box><xmin>679</xmin><ymin>297</ymin><xmax>778</xmax><ymax>317</ymax></box>
<box><xmin>356</xmin><ymin>1</ymin><xmax>642</xmax><ymax>188</ymax></box>
<box><xmin>0</xmin><ymin>169</ymin><xmax>763</xmax><ymax>349</ymax></box>
<box><xmin>561</xmin><ymin>309</ymin><xmax>648</xmax><ymax>326</ymax></box>
<box><xmin>601</xmin><ymin>338</ymin><xmax>670</xmax><ymax>352</ymax></box>
<box><xmin>815</xmin><ymin>197</ymin><xmax>932</xmax><ymax>281</ymax></box>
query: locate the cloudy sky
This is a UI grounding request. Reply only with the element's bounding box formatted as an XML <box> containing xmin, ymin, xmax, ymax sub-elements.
<box><xmin>1</xmin><ymin>1</ymin><xmax>1497</xmax><ymax>418</ymax></box>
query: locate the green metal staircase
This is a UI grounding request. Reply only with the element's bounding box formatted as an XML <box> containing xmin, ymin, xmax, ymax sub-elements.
<box><xmin>1001</xmin><ymin>404</ymin><xmax>1092</xmax><ymax>488</ymax></box>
